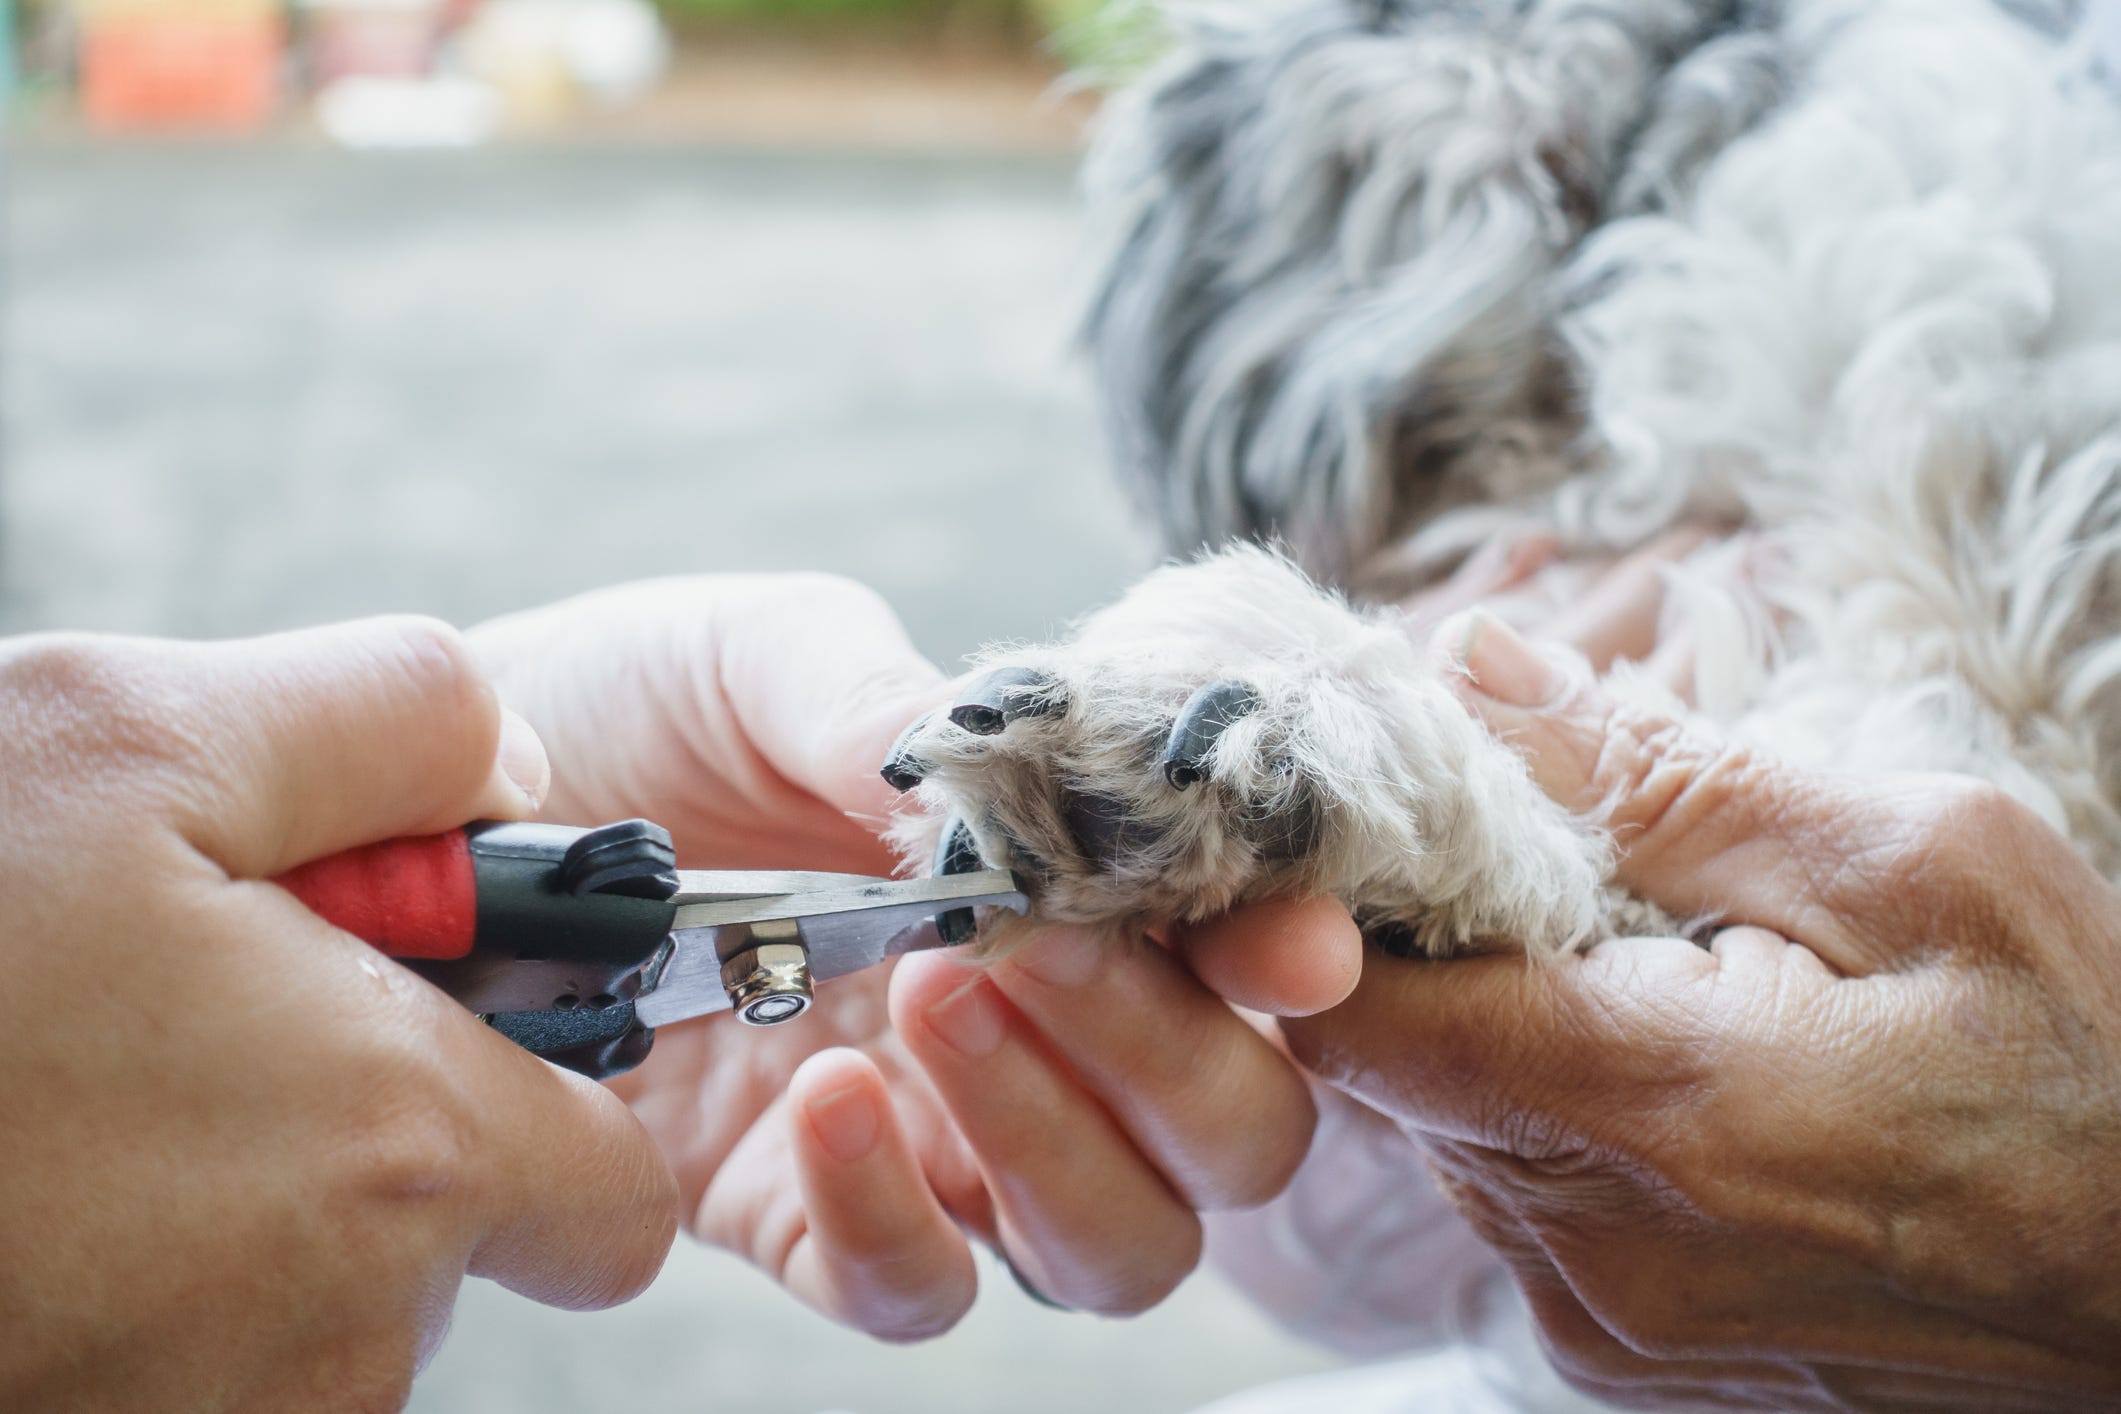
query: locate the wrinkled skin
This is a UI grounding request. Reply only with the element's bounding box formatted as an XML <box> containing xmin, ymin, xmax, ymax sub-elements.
<box><xmin>0</xmin><ymin>619</ymin><xmax>676</xmax><ymax>1414</ymax></box>
<box><xmin>466</xmin><ymin>542</ymin><xmax>1694</xmax><ymax>1340</ymax></box>
<box><xmin>1286</xmin><ymin>613</ymin><xmax>2121</xmax><ymax>1412</ymax></box>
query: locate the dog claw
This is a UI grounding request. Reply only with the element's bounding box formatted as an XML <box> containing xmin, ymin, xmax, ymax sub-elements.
<box><xmin>1162</xmin><ymin>681</ymin><xmax>1259</xmax><ymax>790</ymax></box>
<box><xmin>881</xmin><ymin>713</ymin><xmax>935</xmax><ymax>792</ymax></box>
<box><xmin>1363</xmin><ymin>919</ymin><xmax>1424</xmax><ymax>960</ymax></box>
<box><xmin>932</xmin><ymin>818</ymin><xmax>982</xmax><ymax>944</ymax></box>
<box><xmin>948</xmin><ymin>666</ymin><xmax>1063</xmax><ymax>736</ymax></box>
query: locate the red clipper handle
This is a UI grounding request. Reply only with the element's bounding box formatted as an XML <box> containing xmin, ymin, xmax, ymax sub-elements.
<box><xmin>273</xmin><ymin>820</ymin><xmax>680</xmax><ymax>1080</ymax></box>
<box><xmin>274</xmin><ymin>830</ymin><xmax>478</xmax><ymax>960</ymax></box>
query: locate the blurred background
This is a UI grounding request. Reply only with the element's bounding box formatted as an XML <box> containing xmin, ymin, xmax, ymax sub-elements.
<box><xmin>2</xmin><ymin>0</ymin><xmax>1351</xmax><ymax>1408</ymax></box>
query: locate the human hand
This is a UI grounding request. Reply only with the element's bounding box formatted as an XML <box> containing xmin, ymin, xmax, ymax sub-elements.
<box><xmin>471</xmin><ymin>575</ymin><xmax>1359</xmax><ymax>1339</ymax></box>
<box><xmin>0</xmin><ymin>619</ymin><xmax>676</xmax><ymax>1413</ymax></box>
<box><xmin>1196</xmin><ymin>525</ymin><xmax>1750</xmax><ymax>1349</ymax></box>
<box><xmin>1403</xmin><ymin>523</ymin><xmax>1740</xmax><ymax>696</ymax></box>
<box><xmin>1284</xmin><ymin>613</ymin><xmax>2121</xmax><ymax>1411</ymax></box>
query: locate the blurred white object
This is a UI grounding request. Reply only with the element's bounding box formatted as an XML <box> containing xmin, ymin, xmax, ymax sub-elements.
<box><xmin>316</xmin><ymin>75</ymin><xmax>501</xmax><ymax>146</ymax></box>
<box><xmin>564</xmin><ymin>0</ymin><xmax>667</xmax><ymax>102</ymax></box>
<box><xmin>460</xmin><ymin>0</ymin><xmax>665</xmax><ymax>123</ymax></box>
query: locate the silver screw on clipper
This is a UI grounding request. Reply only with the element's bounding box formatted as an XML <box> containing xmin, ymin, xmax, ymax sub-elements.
<box><xmin>720</xmin><ymin>919</ymin><xmax>814</xmax><ymax>1025</ymax></box>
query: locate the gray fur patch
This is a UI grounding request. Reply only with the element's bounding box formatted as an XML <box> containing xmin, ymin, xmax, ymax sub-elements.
<box><xmin>1081</xmin><ymin>0</ymin><xmax>1791</xmax><ymax>583</ymax></box>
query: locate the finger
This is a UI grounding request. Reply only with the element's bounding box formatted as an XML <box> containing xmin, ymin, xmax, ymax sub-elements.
<box><xmin>1637</xmin><ymin>629</ymin><xmax>1698</xmax><ymax>705</ymax></box>
<box><xmin>1501</xmin><ymin>1230</ymin><xmax>2068</xmax><ymax>1413</ymax></box>
<box><xmin>1168</xmin><ymin>895</ymin><xmax>1364</xmax><ymax>1017</ymax></box>
<box><xmin>473</xmin><ymin>575</ymin><xmax>933</xmax><ymax>872</ymax></box>
<box><xmin>1518</xmin><ymin>1278</ymin><xmax>1816</xmax><ymax>1414</ymax></box>
<box><xmin>166</xmin><ymin>617</ymin><xmax>538</xmax><ymax>876</ymax></box>
<box><xmin>1403</xmin><ymin>529</ymin><xmax>1564</xmax><ymax>632</ymax></box>
<box><xmin>990</xmin><ymin>925</ymin><xmax>1317</xmax><ymax>1210</ymax></box>
<box><xmin>890</xmin><ymin>952</ymin><xmax>1203</xmax><ymax>1315</ymax></box>
<box><xmin>1420</xmin><ymin>1140</ymin><xmax>1842</xmax><ymax>1412</ymax></box>
<box><xmin>1284</xmin><ymin>939</ymin><xmax>1730</xmax><ymax>1148</ymax></box>
<box><xmin>1708</xmin><ymin>924</ymin><xmax>1839</xmax><ymax>981</ymax></box>
<box><xmin>1439</xmin><ymin>610</ymin><xmax>1891</xmax><ymax>970</ymax></box>
<box><xmin>782</xmin><ymin>1049</ymin><xmax>978</xmax><ymax>1341</ymax></box>
<box><xmin>1541</xmin><ymin>526</ymin><xmax>1714</xmax><ymax>671</ymax></box>
<box><xmin>460</xmin><ymin>1035</ymin><xmax>679</xmax><ymax>1310</ymax></box>
<box><xmin>1418</xmin><ymin>1152</ymin><xmax>1745</xmax><ymax>1406</ymax></box>
<box><xmin>707</xmin><ymin>576</ymin><xmax>948</xmax><ymax>821</ymax></box>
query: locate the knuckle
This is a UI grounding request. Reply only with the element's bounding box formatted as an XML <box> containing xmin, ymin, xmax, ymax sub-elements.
<box><xmin>365</xmin><ymin>615</ymin><xmax>491</xmax><ymax>723</ymax></box>
<box><xmin>337</xmin><ymin>1035</ymin><xmax>485</xmax><ymax>1213</ymax></box>
<box><xmin>1908</xmin><ymin>777</ymin><xmax>2032</xmax><ymax>868</ymax></box>
<box><xmin>1593</xmin><ymin>705</ymin><xmax>1763</xmax><ymax>842</ymax></box>
<box><xmin>0</xmin><ymin>633</ymin><xmax>125</xmax><ymax>701</ymax></box>
<box><xmin>355</xmin><ymin>1100</ymin><xmax>478</xmax><ymax>1211</ymax></box>
<box><xmin>1863</xmin><ymin>777</ymin><xmax>2050</xmax><ymax>956</ymax></box>
<box><xmin>0</xmin><ymin>634</ymin><xmax>191</xmax><ymax>776</ymax></box>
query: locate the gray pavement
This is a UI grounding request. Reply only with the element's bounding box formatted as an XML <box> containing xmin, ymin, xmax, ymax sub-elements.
<box><xmin>3</xmin><ymin>143</ymin><xmax>1344</xmax><ymax>1412</ymax></box>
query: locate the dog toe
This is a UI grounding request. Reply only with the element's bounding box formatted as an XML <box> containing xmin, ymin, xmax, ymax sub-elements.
<box><xmin>881</xmin><ymin>711</ymin><xmax>938</xmax><ymax>792</ymax></box>
<box><xmin>1161</xmin><ymin>680</ymin><xmax>1259</xmax><ymax>790</ymax></box>
<box><xmin>947</xmin><ymin>665</ymin><xmax>1064</xmax><ymax>736</ymax></box>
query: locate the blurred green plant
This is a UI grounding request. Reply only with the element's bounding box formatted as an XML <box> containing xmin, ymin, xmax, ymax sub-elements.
<box><xmin>1035</xmin><ymin>0</ymin><xmax>1162</xmax><ymax>75</ymax></box>
<box><xmin>659</xmin><ymin>0</ymin><xmax>1012</xmax><ymax>22</ymax></box>
<box><xmin>655</xmin><ymin>0</ymin><xmax>1165</xmax><ymax>74</ymax></box>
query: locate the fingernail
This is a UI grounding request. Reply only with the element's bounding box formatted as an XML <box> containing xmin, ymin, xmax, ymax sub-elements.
<box><xmin>804</xmin><ymin>1082</ymin><xmax>881</xmax><ymax>1163</ymax></box>
<box><xmin>1012</xmin><ymin>926</ymin><xmax>1102</xmax><ymax>989</ymax></box>
<box><xmin>924</xmin><ymin>972</ymin><xmax>1006</xmax><ymax>1057</ymax></box>
<box><xmin>1428</xmin><ymin>610</ymin><xmax>1481</xmax><ymax>676</ymax></box>
<box><xmin>496</xmin><ymin>707</ymin><xmax>550</xmax><ymax>809</ymax></box>
<box><xmin>1456</xmin><ymin>613</ymin><xmax>1566</xmax><ymax>708</ymax></box>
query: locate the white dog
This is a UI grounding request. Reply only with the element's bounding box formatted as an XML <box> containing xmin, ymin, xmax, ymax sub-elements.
<box><xmin>884</xmin><ymin>0</ymin><xmax>2121</xmax><ymax>957</ymax></box>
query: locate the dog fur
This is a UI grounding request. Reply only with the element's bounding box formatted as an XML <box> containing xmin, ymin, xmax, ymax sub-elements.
<box><xmin>884</xmin><ymin>0</ymin><xmax>2121</xmax><ymax>955</ymax></box>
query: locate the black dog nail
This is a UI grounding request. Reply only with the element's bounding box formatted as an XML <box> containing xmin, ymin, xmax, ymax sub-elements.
<box><xmin>881</xmin><ymin>712</ymin><xmax>935</xmax><ymax>792</ymax></box>
<box><xmin>1162</xmin><ymin>681</ymin><xmax>1259</xmax><ymax>790</ymax></box>
<box><xmin>932</xmin><ymin>818</ymin><xmax>982</xmax><ymax>944</ymax></box>
<box><xmin>949</xmin><ymin>666</ymin><xmax>1063</xmax><ymax>736</ymax></box>
<box><xmin>1363</xmin><ymin>919</ymin><xmax>1425</xmax><ymax>960</ymax></box>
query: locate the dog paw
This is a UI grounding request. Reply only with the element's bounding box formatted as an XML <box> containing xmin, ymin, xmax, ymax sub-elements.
<box><xmin>881</xmin><ymin>547</ymin><xmax>1611</xmax><ymax>956</ymax></box>
<box><xmin>885</xmin><ymin>661</ymin><xmax>1325</xmax><ymax>928</ymax></box>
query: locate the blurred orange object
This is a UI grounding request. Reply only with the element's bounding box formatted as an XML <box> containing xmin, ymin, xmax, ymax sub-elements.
<box><xmin>79</xmin><ymin>6</ymin><xmax>284</xmax><ymax>132</ymax></box>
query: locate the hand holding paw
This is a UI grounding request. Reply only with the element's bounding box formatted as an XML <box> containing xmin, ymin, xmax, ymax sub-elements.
<box><xmin>1286</xmin><ymin>615</ymin><xmax>2121</xmax><ymax>1410</ymax></box>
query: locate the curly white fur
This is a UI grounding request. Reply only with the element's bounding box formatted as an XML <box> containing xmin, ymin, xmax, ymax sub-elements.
<box><xmin>1552</xmin><ymin>0</ymin><xmax>2121</xmax><ymax>888</ymax></box>
<box><xmin>887</xmin><ymin>0</ymin><xmax>2121</xmax><ymax>957</ymax></box>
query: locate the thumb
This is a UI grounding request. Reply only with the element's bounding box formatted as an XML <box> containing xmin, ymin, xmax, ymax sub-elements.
<box><xmin>1283</xmin><ymin>937</ymin><xmax>1732</xmax><ymax>1150</ymax></box>
<box><xmin>1169</xmin><ymin>895</ymin><xmax>1364</xmax><ymax>1017</ymax></box>
<box><xmin>1437</xmin><ymin>610</ymin><xmax>1898</xmax><ymax>972</ymax></box>
<box><xmin>166</xmin><ymin>616</ymin><xmax>545</xmax><ymax>877</ymax></box>
<box><xmin>711</xmin><ymin>575</ymin><xmax>948</xmax><ymax>821</ymax></box>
